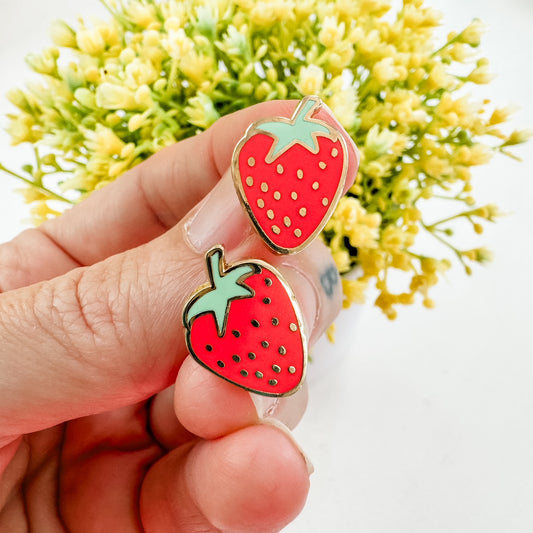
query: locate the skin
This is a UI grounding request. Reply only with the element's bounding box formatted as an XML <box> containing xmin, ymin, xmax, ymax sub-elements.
<box><xmin>0</xmin><ymin>100</ymin><xmax>358</xmax><ymax>532</ymax></box>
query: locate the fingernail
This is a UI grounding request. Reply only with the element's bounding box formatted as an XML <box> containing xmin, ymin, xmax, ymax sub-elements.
<box><xmin>279</xmin><ymin>240</ymin><xmax>343</xmax><ymax>346</ymax></box>
<box><xmin>250</xmin><ymin>393</ymin><xmax>281</xmax><ymax>419</ymax></box>
<box><xmin>184</xmin><ymin>171</ymin><xmax>253</xmax><ymax>253</ymax></box>
<box><xmin>260</xmin><ymin>417</ymin><xmax>314</xmax><ymax>475</ymax></box>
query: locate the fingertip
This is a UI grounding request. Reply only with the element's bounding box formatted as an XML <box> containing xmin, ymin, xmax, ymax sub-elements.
<box><xmin>174</xmin><ymin>355</ymin><xmax>258</xmax><ymax>440</ymax></box>
<box><xmin>188</xmin><ymin>425</ymin><xmax>310</xmax><ymax>532</ymax></box>
<box><xmin>140</xmin><ymin>425</ymin><xmax>310</xmax><ymax>533</ymax></box>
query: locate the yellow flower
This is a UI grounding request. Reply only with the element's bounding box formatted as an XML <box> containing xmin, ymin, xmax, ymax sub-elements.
<box><xmin>184</xmin><ymin>92</ymin><xmax>220</xmax><ymax>129</ymax></box>
<box><xmin>326</xmin><ymin>323</ymin><xmax>336</xmax><ymax>343</ymax></box>
<box><xmin>6</xmin><ymin>89</ymin><xmax>31</xmax><ymax>112</ymax></box>
<box><xmin>342</xmin><ymin>278</ymin><xmax>368</xmax><ymax>307</ymax></box>
<box><xmin>76</xmin><ymin>27</ymin><xmax>106</xmax><ymax>55</ymax></box>
<box><xmin>50</xmin><ymin>20</ymin><xmax>77</xmax><ymax>48</ymax></box>
<box><xmin>125</xmin><ymin>2</ymin><xmax>158</xmax><ymax>28</ymax></box>
<box><xmin>454</xmin><ymin>144</ymin><xmax>493</xmax><ymax>166</ymax></box>
<box><xmin>460</xmin><ymin>19</ymin><xmax>487</xmax><ymax>47</ymax></box>
<box><xmin>462</xmin><ymin>247</ymin><xmax>493</xmax><ymax>263</ymax></box>
<box><xmin>488</xmin><ymin>106</ymin><xmax>518</xmax><ymax>126</ymax></box>
<box><xmin>125</xmin><ymin>58</ymin><xmax>159</xmax><ymax>89</ymax></box>
<box><xmin>180</xmin><ymin>53</ymin><xmax>215</xmax><ymax>86</ymax></box>
<box><xmin>7</xmin><ymin>113</ymin><xmax>40</xmax><ymax>145</ymax></box>
<box><xmin>502</xmin><ymin>129</ymin><xmax>533</xmax><ymax>147</ymax></box>
<box><xmin>297</xmin><ymin>65</ymin><xmax>325</xmax><ymax>96</ymax></box>
<box><xmin>249</xmin><ymin>0</ymin><xmax>295</xmax><ymax>26</ymax></box>
<box><xmin>466</xmin><ymin>59</ymin><xmax>495</xmax><ymax>85</ymax></box>
<box><xmin>363</xmin><ymin>125</ymin><xmax>397</xmax><ymax>160</ymax></box>
<box><xmin>372</xmin><ymin>57</ymin><xmax>406</xmax><ymax>85</ymax></box>
<box><xmin>84</xmin><ymin>124</ymin><xmax>125</xmax><ymax>156</ymax></box>
<box><xmin>163</xmin><ymin>28</ymin><xmax>194</xmax><ymax>59</ymax></box>
<box><xmin>319</xmin><ymin>16</ymin><xmax>345</xmax><ymax>48</ymax></box>
<box><xmin>96</xmin><ymin>83</ymin><xmax>138</xmax><ymax>110</ymax></box>
<box><xmin>427</xmin><ymin>62</ymin><xmax>456</xmax><ymax>91</ymax></box>
<box><xmin>325</xmin><ymin>80</ymin><xmax>359</xmax><ymax>130</ymax></box>
<box><xmin>26</xmin><ymin>48</ymin><xmax>58</xmax><ymax>75</ymax></box>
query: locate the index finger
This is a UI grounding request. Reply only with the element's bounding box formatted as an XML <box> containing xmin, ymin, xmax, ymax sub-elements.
<box><xmin>0</xmin><ymin>100</ymin><xmax>358</xmax><ymax>291</ymax></box>
<box><xmin>42</xmin><ymin>99</ymin><xmax>358</xmax><ymax>264</ymax></box>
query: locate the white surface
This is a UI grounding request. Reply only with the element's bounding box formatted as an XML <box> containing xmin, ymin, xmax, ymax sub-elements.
<box><xmin>0</xmin><ymin>1</ymin><xmax>532</xmax><ymax>532</ymax></box>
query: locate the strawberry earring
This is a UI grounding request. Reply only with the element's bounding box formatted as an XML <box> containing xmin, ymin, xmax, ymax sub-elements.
<box><xmin>183</xmin><ymin>245</ymin><xmax>307</xmax><ymax>397</ymax></box>
<box><xmin>232</xmin><ymin>95</ymin><xmax>349</xmax><ymax>254</ymax></box>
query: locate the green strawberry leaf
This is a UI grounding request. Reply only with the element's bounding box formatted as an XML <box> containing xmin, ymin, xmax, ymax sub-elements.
<box><xmin>255</xmin><ymin>96</ymin><xmax>334</xmax><ymax>162</ymax></box>
<box><xmin>185</xmin><ymin>247</ymin><xmax>256</xmax><ymax>337</ymax></box>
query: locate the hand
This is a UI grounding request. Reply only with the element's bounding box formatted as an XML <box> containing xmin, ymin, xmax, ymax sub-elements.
<box><xmin>0</xmin><ymin>101</ymin><xmax>357</xmax><ymax>532</ymax></box>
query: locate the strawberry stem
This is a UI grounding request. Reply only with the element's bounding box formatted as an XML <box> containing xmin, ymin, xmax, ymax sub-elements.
<box><xmin>296</xmin><ymin>96</ymin><xmax>321</xmax><ymax>123</ymax></box>
<box><xmin>185</xmin><ymin>246</ymin><xmax>256</xmax><ymax>337</ymax></box>
<box><xmin>255</xmin><ymin>96</ymin><xmax>333</xmax><ymax>162</ymax></box>
<box><xmin>208</xmin><ymin>247</ymin><xmax>224</xmax><ymax>287</ymax></box>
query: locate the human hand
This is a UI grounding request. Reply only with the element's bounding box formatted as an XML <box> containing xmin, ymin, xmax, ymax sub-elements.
<box><xmin>0</xmin><ymin>100</ymin><xmax>358</xmax><ymax>532</ymax></box>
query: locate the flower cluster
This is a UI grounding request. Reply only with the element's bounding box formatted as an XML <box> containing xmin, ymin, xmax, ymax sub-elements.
<box><xmin>1</xmin><ymin>0</ymin><xmax>530</xmax><ymax>318</ymax></box>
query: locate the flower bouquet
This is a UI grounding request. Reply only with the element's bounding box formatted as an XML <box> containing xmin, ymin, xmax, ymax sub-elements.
<box><xmin>1</xmin><ymin>0</ymin><xmax>529</xmax><ymax>322</ymax></box>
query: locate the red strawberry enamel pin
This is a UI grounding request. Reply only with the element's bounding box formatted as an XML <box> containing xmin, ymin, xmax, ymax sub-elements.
<box><xmin>183</xmin><ymin>246</ymin><xmax>307</xmax><ymax>397</ymax></box>
<box><xmin>232</xmin><ymin>95</ymin><xmax>349</xmax><ymax>254</ymax></box>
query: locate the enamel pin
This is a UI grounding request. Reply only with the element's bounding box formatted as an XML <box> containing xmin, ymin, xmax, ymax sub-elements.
<box><xmin>232</xmin><ymin>95</ymin><xmax>349</xmax><ymax>254</ymax></box>
<box><xmin>183</xmin><ymin>246</ymin><xmax>307</xmax><ymax>397</ymax></box>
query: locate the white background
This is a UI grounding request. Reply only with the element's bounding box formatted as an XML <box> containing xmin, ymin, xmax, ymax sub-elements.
<box><xmin>0</xmin><ymin>0</ymin><xmax>532</xmax><ymax>531</ymax></box>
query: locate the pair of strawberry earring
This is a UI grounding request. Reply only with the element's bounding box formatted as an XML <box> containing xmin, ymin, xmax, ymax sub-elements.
<box><xmin>182</xmin><ymin>96</ymin><xmax>349</xmax><ymax>397</ymax></box>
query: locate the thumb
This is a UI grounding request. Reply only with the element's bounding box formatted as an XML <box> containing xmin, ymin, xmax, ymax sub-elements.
<box><xmin>0</xmin><ymin>170</ymin><xmax>344</xmax><ymax>438</ymax></box>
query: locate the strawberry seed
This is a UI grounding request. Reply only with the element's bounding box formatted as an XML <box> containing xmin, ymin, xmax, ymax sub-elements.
<box><xmin>277</xmin><ymin>164</ymin><xmax>284</xmax><ymax>174</ymax></box>
<box><xmin>248</xmin><ymin>352</ymin><xmax>256</xmax><ymax>360</ymax></box>
<box><xmin>240</xmin><ymin>369</ymin><xmax>249</xmax><ymax>377</ymax></box>
<box><xmin>269</xmin><ymin>379</ymin><xmax>278</xmax><ymax>386</ymax></box>
<box><xmin>291</xmin><ymin>191</ymin><xmax>298</xmax><ymax>200</ymax></box>
<box><xmin>271</xmin><ymin>317</ymin><xmax>279</xmax><ymax>326</ymax></box>
<box><xmin>205</xmin><ymin>344</ymin><xmax>213</xmax><ymax>351</ymax></box>
<box><xmin>322</xmin><ymin>197</ymin><xmax>329</xmax><ymax>206</ymax></box>
<box><xmin>232</xmin><ymin>354</ymin><xmax>241</xmax><ymax>362</ymax></box>
<box><xmin>245</xmin><ymin>176</ymin><xmax>254</xmax><ymax>186</ymax></box>
<box><xmin>279</xmin><ymin>346</ymin><xmax>287</xmax><ymax>355</ymax></box>
<box><xmin>261</xmin><ymin>182</ymin><xmax>269</xmax><ymax>192</ymax></box>
<box><xmin>263</xmin><ymin>297</ymin><xmax>271</xmax><ymax>304</ymax></box>
<box><xmin>288</xmin><ymin>366</ymin><xmax>296</xmax><ymax>374</ymax></box>
<box><xmin>297</xmin><ymin>169</ymin><xmax>304</xmax><ymax>179</ymax></box>
<box><xmin>299</xmin><ymin>207</ymin><xmax>307</xmax><ymax>217</ymax></box>
<box><xmin>255</xmin><ymin>371</ymin><xmax>264</xmax><ymax>379</ymax></box>
<box><xmin>217</xmin><ymin>360</ymin><xmax>225</xmax><ymax>368</ymax></box>
<box><xmin>264</xmin><ymin>277</ymin><xmax>273</xmax><ymax>286</ymax></box>
<box><xmin>232</xmin><ymin>330</ymin><xmax>241</xmax><ymax>337</ymax></box>
<box><xmin>272</xmin><ymin>225</ymin><xmax>281</xmax><ymax>235</ymax></box>
<box><xmin>273</xmin><ymin>191</ymin><xmax>281</xmax><ymax>200</ymax></box>
<box><xmin>331</xmin><ymin>148</ymin><xmax>339</xmax><ymax>157</ymax></box>
<box><xmin>283</xmin><ymin>216</ymin><xmax>292</xmax><ymax>227</ymax></box>
<box><xmin>294</xmin><ymin>228</ymin><xmax>302</xmax><ymax>238</ymax></box>
<box><xmin>272</xmin><ymin>364</ymin><xmax>281</xmax><ymax>373</ymax></box>
<box><xmin>289</xmin><ymin>323</ymin><xmax>298</xmax><ymax>332</ymax></box>
<box><xmin>248</xmin><ymin>157</ymin><xmax>256</xmax><ymax>167</ymax></box>
<box><xmin>319</xmin><ymin>161</ymin><xmax>327</xmax><ymax>169</ymax></box>
<box><xmin>251</xmin><ymin>319</ymin><xmax>260</xmax><ymax>328</ymax></box>
<box><xmin>261</xmin><ymin>340</ymin><xmax>269</xmax><ymax>348</ymax></box>
<box><xmin>312</xmin><ymin>181</ymin><xmax>320</xmax><ymax>190</ymax></box>
<box><xmin>257</xmin><ymin>198</ymin><xmax>265</xmax><ymax>208</ymax></box>
<box><xmin>267</xmin><ymin>209</ymin><xmax>275</xmax><ymax>220</ymax></box>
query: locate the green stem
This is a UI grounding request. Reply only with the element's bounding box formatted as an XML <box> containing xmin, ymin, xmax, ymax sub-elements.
<box><xmin>0</xmin><ymin>163</ymin><xmax>75</xmax><ymax>205</ymax></box>
<box><xmin>207</xmin><ymin>247</ymin><xmax>224</xmax><ymax>285</ymax></box>
<box><xmin>431</xmin><ymin>32</ymin><xmax>462</xmax><ymax>58</ymax></box>
<box><xmin>422</xmin><ymin>222</ymin><xmax>468</xmax><ymax>270</ymax></box>
<box><xmin>426</xmin><ymin>206</ymin><xmax>484</xmax><ymax>229</ymax></box>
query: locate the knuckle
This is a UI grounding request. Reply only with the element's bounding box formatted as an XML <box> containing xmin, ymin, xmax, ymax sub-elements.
<box><xmin>33</xmin><ymin>264</ymin><xmax>136</xmax><ymax>359</ymax></box>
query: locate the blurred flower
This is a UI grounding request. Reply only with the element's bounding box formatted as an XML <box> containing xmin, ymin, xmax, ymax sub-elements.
<box><xmin>1</xmin><ymin>0</ymin><xmax>528</xmax><ymax>319</ymax></box>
